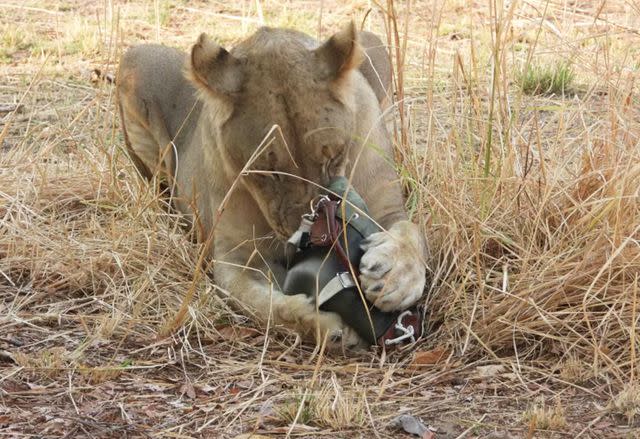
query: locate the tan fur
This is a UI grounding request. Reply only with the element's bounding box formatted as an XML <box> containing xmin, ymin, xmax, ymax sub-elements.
<box><xmin>358</xmin><ymin>31</ymin><xmax>392</xmax><ymax>107</ymax></box>
<box><xmin>116</xmin><ymin>24</ymin><xmax>426</xmax><ymax>351</ymax></box>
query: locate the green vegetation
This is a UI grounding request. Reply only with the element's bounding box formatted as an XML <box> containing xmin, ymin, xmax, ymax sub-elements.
<box><xmin>517</xmin><ymin>61</ymin><xmax>576</xmax><ymax>96</ymax></box>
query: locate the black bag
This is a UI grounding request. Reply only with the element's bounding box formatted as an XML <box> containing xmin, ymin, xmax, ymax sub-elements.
<box><xmin>283</xmin><ymin>177</ymin><xmax>422</xmax><ymax>347</ymax></box>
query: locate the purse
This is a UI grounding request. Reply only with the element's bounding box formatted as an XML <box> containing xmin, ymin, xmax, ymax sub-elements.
<box><xmin>283</xmin><ymin>177</ymin><xmax>422</xmax><ymax>347</ymax></box>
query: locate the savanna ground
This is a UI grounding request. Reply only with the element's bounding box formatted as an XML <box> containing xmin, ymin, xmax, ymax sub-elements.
<box><xmin>1</xmin><ymin>0</ymin><xmax>639</xmax><ymax>437</ymax></box>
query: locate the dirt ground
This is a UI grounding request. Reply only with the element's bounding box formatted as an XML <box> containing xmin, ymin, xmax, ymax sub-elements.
<box><xmin>1</xmin><ymin>1</ymin><xmax>640</xmax><ymax>438</ymax></box>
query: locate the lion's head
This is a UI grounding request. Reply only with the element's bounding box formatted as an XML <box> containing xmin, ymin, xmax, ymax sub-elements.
<box><xmin>187</xmin><ymin>23</ymin><xmax>373</xmax><ymax>239</ymax></box>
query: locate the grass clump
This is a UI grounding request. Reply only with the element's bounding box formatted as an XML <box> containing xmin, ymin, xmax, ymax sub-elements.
<box><xmin>517</xmin><ymin>61</ymin><xmax>576</xmax><ymax>96</ymax></box>
<box><xmin>0</xmin><ymin>23</ymin><xmax>35</xmax><ymax>60</ymax></box>
<box><xmin>610</xmin><ymin>383</ymin><xmax>640</xmax><ymax>425</ymax></box>
<box><xmin>278</xmin><ymin>393</ymin><xmax>316</xmax><ymax>426</ymax></box>
<box><xmin>277</xmin><ymin>381</ymin><xmax>366</xmax><ymax>430</ymax></box>
<box><xmin>523</xmin><ymin>398</ymin><xmax>567</xmax><ymax>431</ymax></box>
<box><xmin>13</xmin><ymin>348</ymin><xmax>70</xmax><ymax>380</ymax></box>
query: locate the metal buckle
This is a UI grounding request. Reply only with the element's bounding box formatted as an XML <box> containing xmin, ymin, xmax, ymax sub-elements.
<box><xmin>301</xmin><ymin>195</ymin><xmax>330</xmax><ymax>222</ymax></box>
<box><xmin>384</xmin><ymin>310</ymin><xmax>416</xmax><ymax>346</ymax></box>
<box><xmin>309</xmin><ymin>195</ymin><xmax>330</xmax><ymax>215</ymax></box>
<box><xmin>336</xmin><ymin>271</ymin><xmax>355</xmax><ymax>289</ymax></box>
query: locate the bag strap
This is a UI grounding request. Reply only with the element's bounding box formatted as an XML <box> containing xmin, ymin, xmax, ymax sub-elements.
<box><xmin>284</xmin><ymin>188</ymin><xmax>424</xmax><ymax>349</ymax></box>
<box><xmin>309</xmin><ymin>198</ymin><xmax>354</xmax><ymax>273</ymax></box>
<box><xmin>317</xmin><ymin>272</ymin><xmax>356</xmax><ymax>306</ymax></box>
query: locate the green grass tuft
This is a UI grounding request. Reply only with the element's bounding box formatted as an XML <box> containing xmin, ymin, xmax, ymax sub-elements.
<box><xmin>517</xmin><ymin>61</ymin><xmax>576</xmax><ymax>96</ymax></box>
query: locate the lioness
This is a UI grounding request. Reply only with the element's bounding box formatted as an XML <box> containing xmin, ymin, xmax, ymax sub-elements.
<box><xmin>117</xmin><ymin>23</ymin><xmax>427</xmax><ymax>350</ymax></box>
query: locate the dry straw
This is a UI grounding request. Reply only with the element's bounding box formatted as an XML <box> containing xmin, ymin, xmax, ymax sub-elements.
<box><xmin>1</xmin><ymin>0</ymin><xmax>639</xmax><ymax>435</ymax></box>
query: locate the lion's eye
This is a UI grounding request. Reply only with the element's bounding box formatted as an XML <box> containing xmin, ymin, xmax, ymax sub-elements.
<box><xmin>320</xmin><ymin>145</ymin><xmax>347</xmax><ymax>178</ymax></box>
<box><xmin>329</xmin><ymin>150</ymin><xmax>346</xmax><ymax>169</ymax></box>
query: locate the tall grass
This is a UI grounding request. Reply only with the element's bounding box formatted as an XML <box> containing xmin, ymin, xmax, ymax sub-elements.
<box><xmin>386</xmin><ymin>0</ymin><xmax>640</xmax><ymax>387</ymax></box>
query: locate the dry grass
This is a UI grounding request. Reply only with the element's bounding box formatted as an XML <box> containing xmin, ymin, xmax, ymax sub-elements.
<box><xmin>1</xmin><ymin>0</ymin><xmax>640</xmax><ymax>437</ymax></box>
<box><xmin>523</xmin><ymin>397</ymin><xmax>567</xmax><ymax>432</ymax></box>
<box><xmin>611</xmin><ymin>383</ymin><xmax>640</xmax><ymax>425</ymax></box>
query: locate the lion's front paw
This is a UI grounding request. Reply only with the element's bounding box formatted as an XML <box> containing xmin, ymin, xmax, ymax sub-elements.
<box><xmin>359</xmin><ymin>221</ymin><xmax>426</xmax><ymax>312</ymax></box>
<box><xmin>284</xmin><ymin>294</ymin><xmax>366</xmax><ymax>352</ymax></box>
<box><xmin>323</xmin><ymin>323</ymin><xmax>368</xmax><ymax>353</ymax></box>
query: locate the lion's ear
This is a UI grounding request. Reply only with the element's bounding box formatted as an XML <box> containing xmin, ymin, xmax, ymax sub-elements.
<box><xmin>189</xmin><ymin>33</ymin><xmax>244</xmax><ymax>97</ymax></box>
<box><xmin>314</xmin><ymin>22</ymin><xmax>364</xmax><ymax>81</ymax></box>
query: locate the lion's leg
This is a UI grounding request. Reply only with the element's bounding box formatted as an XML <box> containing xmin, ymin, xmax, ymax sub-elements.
<box><xmin>207</xmin><ymin>201</ymin><xmax>366</xmax><ymax>351</ymax></box>
<box><xmin>359</xmin><ymin>220</ymin><xmax>427</xmax><ymax>311</ymax></box>
<box><xmin>117</xmin><ymin>97</ymin><xmax>151</xmax><ymax>180</ymax></box>
<box><xmin>214</xmin><ymin>265</ymin><xmax>365</xmax><ymax>351</ymax></box>
<box><xmin>351</xmin><ymin>110</ymin><xmax>428</xmax><ymax>312</ymax></box>
<box><xmin>116</xmin><ymin>46</ymin><xmax>179</xmax><ymax>187</ymax></box>
<box><xmin>117</xmin><ymin>91</ymin><xmax>175</xmax><ymax>186</ymax></box>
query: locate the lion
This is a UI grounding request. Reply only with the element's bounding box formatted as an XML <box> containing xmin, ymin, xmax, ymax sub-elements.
<box><xmin>116</xmin><ymin>23</ymin><xmax>427</xmax><ymax>350</ymax></box>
